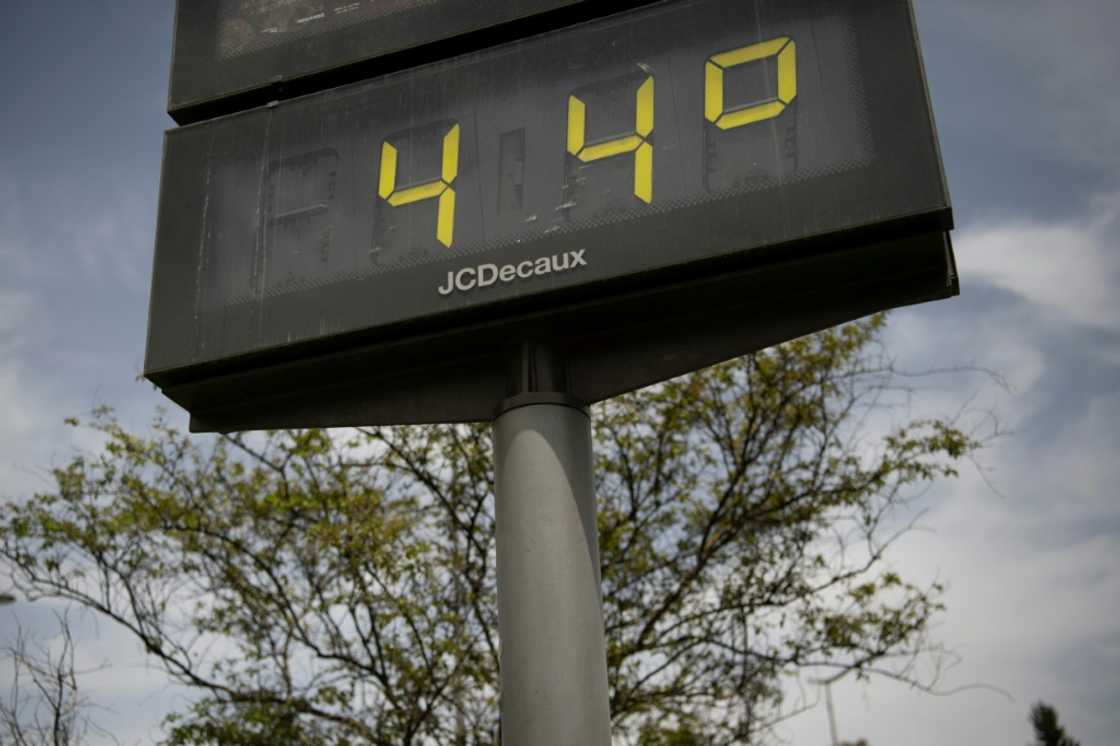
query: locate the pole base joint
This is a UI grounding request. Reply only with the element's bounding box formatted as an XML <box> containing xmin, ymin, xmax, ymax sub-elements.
<box><xmin>494</xmin><ymin>391</ymin><xmax>589</xmax><ymax>419</ymax></box>
<box><xmin>496</xmin><ymin>340</ymin><xmax>588</xmax><ymax>419</ymax></box>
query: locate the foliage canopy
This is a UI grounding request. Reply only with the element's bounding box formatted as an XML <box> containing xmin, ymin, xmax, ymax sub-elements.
<box><xmin>0</xmin><ymin>317</ymin><xmax>980</xmax><ymax>744</ymax></box>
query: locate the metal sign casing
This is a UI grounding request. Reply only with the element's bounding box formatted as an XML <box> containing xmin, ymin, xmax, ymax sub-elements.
<box><xmin>167</xmin><ymin>0</ymin><xmax>644</xmax><ymax>123</ymax></box>
<box><xmin>146</xmin><ymin>0</ymin><xmax>956</xmax><ymax>431</ymax></box>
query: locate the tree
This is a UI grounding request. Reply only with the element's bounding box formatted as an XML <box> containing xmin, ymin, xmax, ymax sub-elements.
<box><xmin>0</xmin><ymin>610</ymin><xmax>117</xmax><ymax>746</ymax></box>
<box><xmin>0</xmin><ymin>317</ymin><xmax>982</xmax><ymax>744</ymax></box>
<box><xmin>1030</xmin><ymin>702</ymin><xmax>1080</xmax><ymax>746</ymax></box>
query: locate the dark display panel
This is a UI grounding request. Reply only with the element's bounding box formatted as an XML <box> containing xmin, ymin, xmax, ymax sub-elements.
<box><xmin>169</xmin><ymin>0</ymin><xmax>603</xmax><ymax>121</ymax></box>
<box><xmin>148</xmin><ymin>0</ymin><xmax>950</xmax><ymax>385</ymax></box>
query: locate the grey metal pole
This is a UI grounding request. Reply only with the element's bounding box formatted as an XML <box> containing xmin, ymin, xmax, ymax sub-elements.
<box><xmin>492</xmin><ymin>400</ymin><xmax>612</xmax><ymax>746</ymax></box>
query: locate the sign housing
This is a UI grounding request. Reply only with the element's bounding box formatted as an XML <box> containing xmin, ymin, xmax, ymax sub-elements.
<box><xmin>147</xmin><ymin>0</ymin><xmax>956</xmax><ymax>431</ymax></box>
<box><xmin>168</xmin><ymin>0</ymin><xmax>663</xmax><ymax>123</ymax></box>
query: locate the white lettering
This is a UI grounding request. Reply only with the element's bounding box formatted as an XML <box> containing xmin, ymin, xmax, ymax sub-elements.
<box><xmin>455</xmin><ymin>267</ymin><xmax>477</xmax><ymax>291</ymax></box>
<box><xmin>478</xmin><ymin>263</ymin><xmax>498</xmax><ymax>287</ymax></box>
<box><xmin>437</xmin><ymin>250</ymin><xmax>589</xmax><ymax>295</ymax></box>
<box><xmin>437</xmin><ymin>271</ymin><xmax>455</xmax><ymax>296</ymax></box>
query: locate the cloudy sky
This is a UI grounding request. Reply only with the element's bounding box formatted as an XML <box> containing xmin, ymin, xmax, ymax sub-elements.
<box><xmin>1</xmin><ymin>1</ymin><xmax>1117</xmax><ymax>744</ymax></box>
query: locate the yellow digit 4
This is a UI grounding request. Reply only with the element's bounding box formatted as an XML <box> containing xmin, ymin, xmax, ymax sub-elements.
<box><xmin>567</xmin><ymin>76</ymin><xmax>655</xmax><ymax>204</ymax></box>
<box><xmin>705</xmin><ymin>37</ymin><xmax>797</xmax><ymax>130</ymax></box>
<box><xmin>378</xmin><ymin>123</ymin><xmax>460</xmax><ymax>248</ymax></box>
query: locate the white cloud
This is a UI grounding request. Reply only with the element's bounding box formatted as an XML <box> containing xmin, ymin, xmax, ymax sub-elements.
<box><xmin>956</xmin><ymin>193</ymin><xmax>1120</xmax><ymax>331</ymax></box>
<box><xmin>1</xmin><ymin>601</ymin><xmax>196</xmax><ymax>746</ymax></box>
<box><xmin>0</xmin><ymin>291</ymin><xmax>57</xmax><ymax>498</ymax></box>
<box><xmin>0</xmin><ymin>168</ymin><xmax>156</xmax><ymax>297</ymax></box>
<box><xmin>778</xmin><ymin>391</ymin><xmax>1120</xmax><ymax>746</ymax></box>
<box><xmin>69</xmin><ymin>178</ymin><xmax>155</xmax><ymax>295</ymax></box>
<box><xmin>799</xmin><ymin>392</ymin><xmax>1120</xmax><ymax>744</ymax></box>
<box><xmin>780</xmin><ymin>194</ymin><xmax>1120</xmax><ymax>745</ymax></box>
<box><xmin>0</xmin><ymin>289</ymin><xmax>35</xmax><ymax>346</ymax></box>
<box><xmin>879</xmin><ymin>192</ymin><xmax>1120</xmax><ymax>442</ymax></box>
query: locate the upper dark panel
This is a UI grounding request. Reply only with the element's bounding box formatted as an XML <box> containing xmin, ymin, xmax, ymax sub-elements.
<box><xmin>148</xmin><ymin>0</ymin><xmax>949</xmax><ymax>383</ymax></box>
<box><xmin>169</xmin><ymin>0</ymin><xmax>611</xmax><ymax>122</ymax></box>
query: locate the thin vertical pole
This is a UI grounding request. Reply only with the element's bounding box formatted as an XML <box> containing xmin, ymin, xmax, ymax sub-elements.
<box><xmin>492</xmin><ymin>400</ymin><xmax>611</xmax><ymax>746</ymax></box>
<box><xmin>824</xmin><ymin>680</ymin><xmax>839</xmax><ymax>746</ymax></box>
